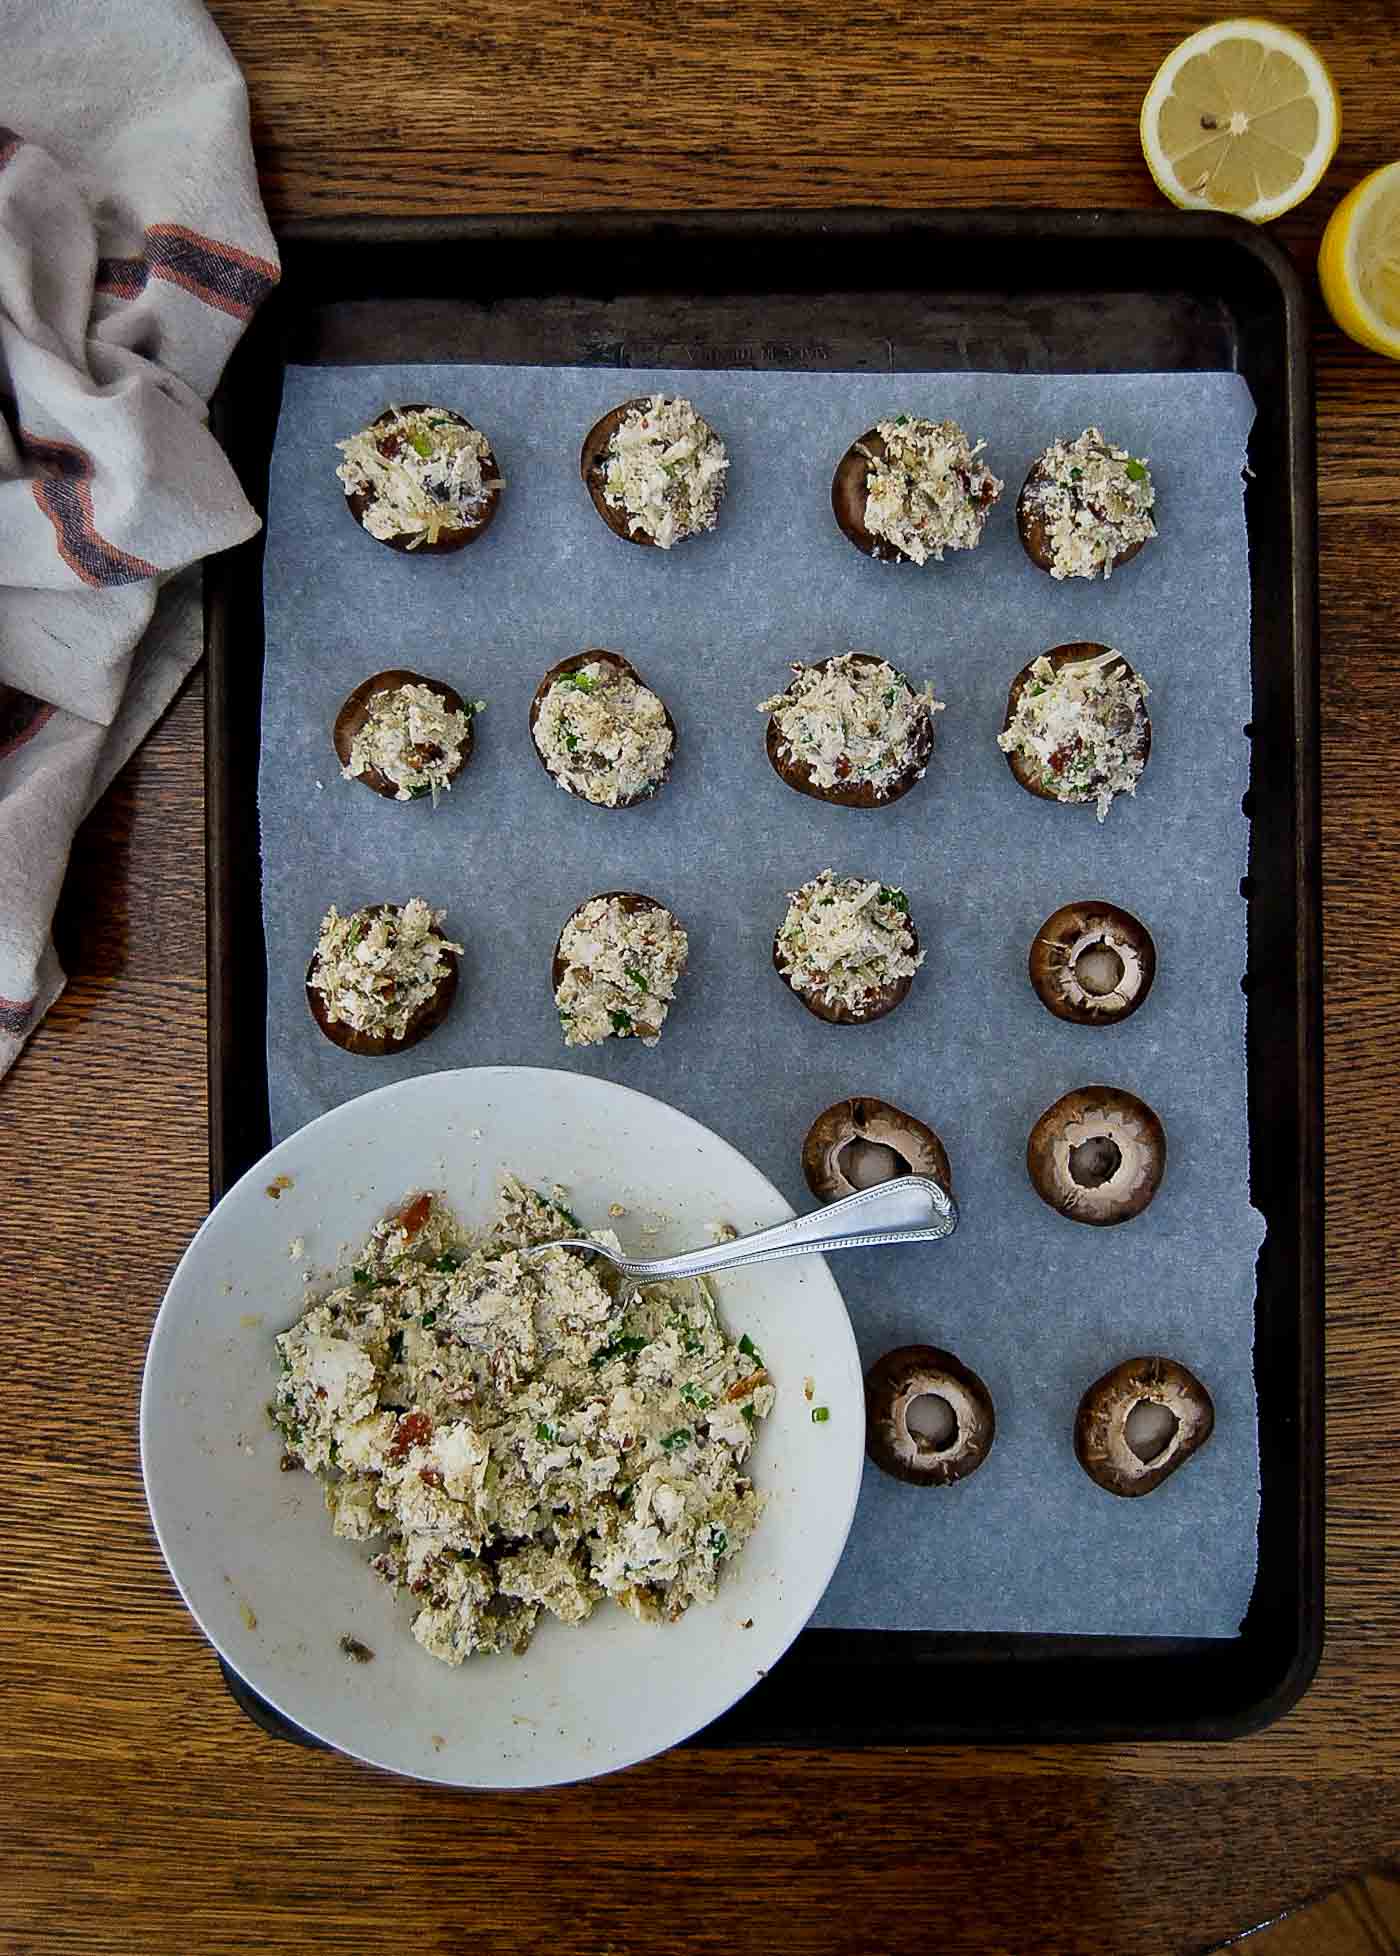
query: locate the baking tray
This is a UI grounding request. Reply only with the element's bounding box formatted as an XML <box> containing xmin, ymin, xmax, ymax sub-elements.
<box><xmin>204</xmin><ymin>210</ymin><xmax>1322</xmax><ymax>1746</ymax></box>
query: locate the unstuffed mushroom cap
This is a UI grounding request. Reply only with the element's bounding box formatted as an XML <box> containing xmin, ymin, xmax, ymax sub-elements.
<box><xmin>551</xmin><ymin>890</ymin><xmax>667</xmax><ymax>995</ymax></box>
<box><xmin>1001</xmin><ymin>643</ymin><xmax>1152</xmax><ymax>804</ymax></box>
<box><xmin>802</xmin><ymin>1097</ymin><xmax>952</xmax><ymax>1203</ymax></box>
<box><xmin>764</xmin><ymin>653</ymin><xmax>935</xmax><ymax>810</ymax></box>
<box><xmin>344</xmin><ymin>405</ymin><xmax>501</xmax><ymax>555</ymax></box>
<box><xmin>528</xmin><ymin>650</ymin><xmax>677</xmax><ymax>808</ymax></box>
<box><xmin>333</xmin><ymin>668</ymin><xmax>475</xmax><ymax>802</ymax></box>
<box><xmin>579</xmin><ymin>399</ymin><xmax>659</xmax><ymax>546</ymax></box>
<box><xmin>1074</xmin><ymin>1355</ymin><xmax>1215</xmax><ymax>1497</ymax></box>
<box><xmin>1028</xmin><ymin>900</ymin><xmax>1156</xmax><ymax>1027</ymax></box>
<box><xmin>306</xmin><ymin>903</ymin><xmax>459</xmax><ymax>1057</ymax></box>
<box><xmin>771</xmin><ymin>914</ymin><xmax>921</xmax><ymax>1026</ymax></box>
<box><xmin>1016</xmin><ymin>448</ymin><xmax>1150</xmax><ymax>577</ymax></box>
<box><xmin>864</xmin><ymin>1344</ymin><xmax>995</xmax><ymax>1487</ymax></box>
<box><xmin>1026</xmin><ymin>1084</ymin><xmax>1166</xmax><ymax>1225</ymax></box>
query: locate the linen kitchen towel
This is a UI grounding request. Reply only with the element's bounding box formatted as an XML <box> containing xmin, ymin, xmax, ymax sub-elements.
<box><xmin>0</xmin><ymin>0</ymin><xmax>278</xmax><ymax>1074</ymax></box>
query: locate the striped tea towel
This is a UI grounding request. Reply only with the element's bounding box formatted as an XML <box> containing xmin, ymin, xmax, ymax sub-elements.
<box><xmin>0</xmin><ymin>0</ymin><xmax>278</xmax><ymax>1074</ymax></box>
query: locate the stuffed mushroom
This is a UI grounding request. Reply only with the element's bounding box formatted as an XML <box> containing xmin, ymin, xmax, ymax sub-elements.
<box><xmin>1074</xmin><ymin>1355</ymin><xmax>1215</xmax><ymax>1497</ymax></box>
<box><xmin>335</xmin><ymin>405</ymin><xmax>502</xmax><ymax>553</ymax></box>
<box><xmin>529</xmin><ymin>651</ymin><xmax>675</xmax><ymax>809</ymax></box>
<box><xmin>864</xmin><ymin>1345</ymin><xmax>995</xmax><ymax>1487</ymax></box>
<box><xmin>1017</xmin><ymin>427</ymin><xmax>1155</xmax><ymax>580</ymax></box>
<box><xmin>1026</xmin><ymin>1084</ymin><xmax>1166</xmax><ymax>1225</ymax></box>
<box><xmin>760</xmin><ymin>652</ymin><xmax>945</xmax><ymax>808</ymax></box>
<box><xmin>306</xmin><ymin>899</ymin><xmax>461</xmax><ymax>1056</ymax></box>
<box><xmin>1028</xmin><ymin>900</ymin><xmax>1156</xmax><ymax>1026</ymax></box>
<box><xmin>579</xmin><ymin>394</ymin><xmax>728</xmax><ymax>548</ymax></box>
<box><xmin>832</xmin><ymin>415</ymin><xmax>1002</xmax><ymax>565</ymax></box>
<box><xmin>774</xmin><ymin>872</ymin><xmax>923</xmax><ymax>1025</ymax></box>
<box><xmin>333</xmin><ymin>669</ymin><xmax>482</xmax><ymax>804</ymax></box>
<box><xmin>552</xmin><ymin>891</ymin><xmax>689</xmax><ymax>1047</ymax></box>
<box><xmin>998</xmin><ymin>643</ymin><xmax>1151</xmax><ymax>821</ymax></box>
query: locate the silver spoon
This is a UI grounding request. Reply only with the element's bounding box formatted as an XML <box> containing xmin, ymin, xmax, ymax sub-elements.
<box><xmin>524</xmin><ymin>1175</ymin><xmax>956</xmax><ymax>1283</ymax></box>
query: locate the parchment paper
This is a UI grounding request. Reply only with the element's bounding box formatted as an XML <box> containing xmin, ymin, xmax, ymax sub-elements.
<box><xmin>260</xmin><ymin>363</ymin><xmax>1262</xmax><ymax>1638</ymax></box>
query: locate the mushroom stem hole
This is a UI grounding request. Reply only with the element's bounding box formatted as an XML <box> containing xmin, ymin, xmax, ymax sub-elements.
<box><xmin>1073</xmin><ymin>943</ymin><xmax>1125</xmax><ymax>996</ymax></box>
<box><xmin>1124</xmin><ymin>1398</ymin><xmax>1178</xmax><ymax>1463</ymax></box>
<box><xmin>905</xmin><ymin>1392</ymin><xmax>957</xmax><ymax>1449</ymax></box>
<box><xmin>838</xmin><ymin>1138</ymin><xmax>909</xmax><ymax>1189</ymax></box>
<box><xmin>1068</xmin><ymin>1135</ymin><xmax>1122</xmax><ymax>1189</ymax></box>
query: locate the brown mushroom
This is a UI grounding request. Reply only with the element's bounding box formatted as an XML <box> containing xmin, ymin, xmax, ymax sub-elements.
<box><xmin>1000</xmin><ymin>642</ymin><xmax>1152</xmax><ymax>805</ymax></box>
<box><xmin>550</xmin><ymin>890</ymin><xmax>665</xmax><ymax>995</ymax></box>
<box><xmin>1017</xmin><ymin>443</ymin><xmax>1150</xmax><ymax>577</ymax></box>
<box><xmin>802</xmin><ymin>1097</ymin><xmax>952</xmax><ymax>1203</ymax></box>
<box><xmin>305</xmin><ymin>903</ymin><xmax>459</xmax><ymax>1057</ymax></box>
<box><xmin>1074</xmin><ymin>1356</ymin><xmax>1215</xmax><ymax>1497</ymax></box>
<box><xmin>343</xmin><ymin>406</ymin><xmax>501</xmax><ymax>555</ymax></box>
<box><xmin>832</xmin><ymin>425</ymin><xmax>999</xmax><ymax>564</ymax></box>
<box><xmin>580</xmin><ymin>399</ymin><xmax>661</xmax><ymax>547</ymax></box>
<box><xmin>771</xmin><ymin>915</ymin><xmax>920</xmax><ymax>1027</ymax></box>
<box><xmin>333</xmin><ymin>668</ymin><xmax>475</xmax><ymax>802</ymax></box>
<box><xmin>864</xmin><ymin>1345</ymin><xmax>995</xmax><ymax>1487</ymax></box>
<box><xmin>528</xmin><ymin>650</ymin><xmax>676</xmax><ymax>808</ymax></box>
<box><xmin>1028</xmin><ymin>900</ymin><xmax>1156</xmax><ymax>1027</ymax></box>
<box><xmin>1026</xmin><ymin>1084</ymin><xmax>1166</xmax><ymax>1225</ymax></box>
<box><xmin>764</xmin><ymin>653</ymin><xmax>935</xmax><ymax>809</ymax></box>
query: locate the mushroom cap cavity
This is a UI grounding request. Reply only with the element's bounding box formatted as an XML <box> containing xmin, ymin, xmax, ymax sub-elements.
<box><xmin>1028</xmin><ymin>900</ymin><xmax>1157</xmax><ymax>1026</ymax></box>
<box><xmin>802</xmin><ymin>1096</ymin><xmax>952</xmax><ymax>1203</ymax></box>
<box><xmin>864</xmin><ymin>1344</ymin><xmax>995</xmax><ymax>1487</ymax></box>
<box><xmin>1074</xmin><ymin>1355</ymin><xmax>1215</xmax><ymax>1497</ymax></box>
<box><xmin>1026</xmin><ymin>1084</ymin><xmax>1166</xmax><ymax>1225</ymax></box>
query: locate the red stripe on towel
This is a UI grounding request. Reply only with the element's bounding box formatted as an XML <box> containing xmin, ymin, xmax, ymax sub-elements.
<box><xmin>24</xmin><ymin>430</ymin><xmax>161</xmax><ymax>589</ymax></box>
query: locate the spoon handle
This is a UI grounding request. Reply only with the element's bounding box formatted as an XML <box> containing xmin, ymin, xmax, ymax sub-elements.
<box><xmin>612</xmin><ymin>1175</ymin><xmax>957</xmax><ymax>1281</ymax></box>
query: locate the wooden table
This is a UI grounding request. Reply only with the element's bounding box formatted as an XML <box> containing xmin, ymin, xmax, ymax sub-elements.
<box><xmin>7</xmin><ymin>5</ymin><xmax>1398</xmax><ymax>1950</ymax></box>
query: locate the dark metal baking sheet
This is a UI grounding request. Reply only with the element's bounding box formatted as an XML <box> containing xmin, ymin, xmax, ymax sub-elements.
<box><xmin>205</xmin><ymin>210</ymin><xmax>1322</xmax><ymax>1745</ymax></box>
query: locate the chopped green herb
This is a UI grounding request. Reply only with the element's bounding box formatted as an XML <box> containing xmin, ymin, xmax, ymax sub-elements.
<box><xmin>609</xmin><ymin>1009</ymin><xmax>633</xmax><ymax>1035</ymax></box>
<box><xmin>351</xmin><ymin>1266</ymin><xmax>373</xmax><ymax>1287</ymax></box>
<box><xmin>562</xmin><ymin>670</ymin><xmax>598</xmax><ymax>692</ymax></box>
<box><xmin>408</xmin><ymin>429</ymin><xmax>434</xmax><ymax>459</ymax></box>
<box><xmin>420</xmin><ymin>1308</ymin><xmax>438</xmax><ymax>1328</ymax></box>
<box><xmin>345</xmin><ymin>916</ymin><xmax>366</xmax><ymax>951</ymax></box>
<box><xmin>431</xmin><ymin>1253</ymin><xmax>462</xmax><ymax>1273</ymax></box>
<box><xmin>1069</xmin><ymin>465</ymin><xmax>1084</xmax><ymax>482</ymax></box>
<box><xmin>535</xmin><ymin>1421</ymin><xmax>556</xmax><ymax>1445</ymax></box>
<box><xmin>387</xmin><ymin>1330</ymin><xmax>406</xmax><ymax>1363</ymax></box>
<box><xmin>883</xmin><ymin>688</ymin><xmax>898</xmax><ymax>707</ymax></box>
<box><xmin>659</xmin><ymin>1427</ymin><xmax>692</xmax><ymax>1453</ymax></box>
<box><xmin>742</xmin><ymin>1403</ymin><xmax>758</xmax><ymax>1430</ymax></box>
<box><xmin>708</xmin><ymin>1526</ymin><xmax>728</xmax><ymax>1556</ymax></box>
<box><xmin>893</xmin><ymin>413</ymin><xmax>910</xmax><ymax>425</ymax></box>
<box><xmin>818</xmin><ymin>897</ymin><xmax>835</xmax><ymax>908</ymax></box>
<box><xmin>680</xmin><ymin>1381</ymin><xmax>713</xmax><ymax>1410</ymax></box>
<box><xmin>559</xmin><ymin>721</ymin><xmax>578</xmax><ymax>753</ymax></box>
<box><xmin>738</xmin><ymin>1333</ymin><xmax>763</xmax><ymax>1362</ymax></box>
<box><xmin>615</xmin><ymin>1482</ymin><xmax>633</xmax><ymax>1506</ymax></box>
<box><xmin>1124</xmin><ymin>458</ymin><xmax>1149</xmax><ymax>483</ymax></box>
<box><xmin>811</xmin><ymin>1406</ymin><xmax>830</xmax><ymax>1424</ymax></box>
<box><xmin>590</xmin><ymin>1333</ymin><xmax>647</xmax><ymax>1370</ymax></box>
<box><xmin>408</xmin><ymin>784</ymin><xmax>432</xmax><ymax>799</ymax></box>
<box><xmin>623</xmin><ymin>965</ymin><xmax>649</xmax><ymax>993</ymax></box>
<box><xmin>878</xmin><ymin>887</ymin><xmax>910</xmax><ymax>913</ymax></box>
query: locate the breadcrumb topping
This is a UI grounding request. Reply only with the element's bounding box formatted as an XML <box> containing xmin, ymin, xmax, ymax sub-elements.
<box><xmin>760</xmin><ymin>652</ymin><xmax>944</xmax><ymax>797</ymax></box>
<box><xmin>776</xmin><ymin>871</ymin><xmax>923</xmax><ymax>1013</ymax></box>
<box><xmin>308</xmin><ymin>899</ymin><xmax>461</xmax><ymax>1041</ymax></box>
<box><xmin>336</xmin><ymin>406</ymin><xmax>499</xmax><ymax>548</ymax></box>
<box><xmin>998</xmin><ymin>648</ymin><xmax>1150</xmax><ymax>820</ymax></box>
<box><xmin>345</xmin><ymin>682</ymin><xmax>481</xmax><ymax>802</ymax></box>
<box><xmin>533</xmin><ymin>658</ymin><xmax>673</xmax><ymax>807</ymax></box>
<box><xmin>859</xmin><ymin>416</ymin><xmax>1002</xmax><ymax>564</ymax></box>
<box><xmin>599</xmin><ymin>395</ymin><xmax>728</xmax><ymax>547</ymax></box>
<box><xmin>1021</xmin><ymin>427</ymin><xmax>1156</xmax><ymax>580</ymax></box>
<box><xmin>556</xmin><ymin>897</ymin><xmax>688</xmax><ymax>1047</ymax></box>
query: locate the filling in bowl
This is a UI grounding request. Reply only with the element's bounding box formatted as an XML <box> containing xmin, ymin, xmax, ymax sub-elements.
<box><xmin>272</xmin><ymin>1178</ymin><xmax>774</xmax><ymax>1663</ymax></box>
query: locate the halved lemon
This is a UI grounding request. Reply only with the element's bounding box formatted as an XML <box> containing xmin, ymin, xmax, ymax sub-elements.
<box><xmin>1319</xmin><ymin>161</ymin><xmax>1400</xmax><ymax>360</ymax></box>
<box><xmin>1140</xmin><ymin>18</ymin><xmax>1340</xmax><ymax>223</ymax></box>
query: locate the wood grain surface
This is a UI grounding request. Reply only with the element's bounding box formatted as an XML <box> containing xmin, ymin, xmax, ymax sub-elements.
<box><xmin>5</xmin><ymin>3</ymin><xmax>1400</xmax><ymax>1951</ymax></box>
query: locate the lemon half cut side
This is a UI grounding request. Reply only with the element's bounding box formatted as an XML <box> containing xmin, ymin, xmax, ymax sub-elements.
<box><xmin>1319</xmin><ymin>161</ymin><xmax>1400</xmax><ymax>361</ymax></box>
<box><xmin>1141</xmin><ymin>17</ymin><xmax>1340</xmax><ymax>223</ymax></box>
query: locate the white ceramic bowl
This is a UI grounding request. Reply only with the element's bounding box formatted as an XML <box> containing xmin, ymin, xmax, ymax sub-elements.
<box><xmin>141</xmin><ymin>1067</ymin><xmax>864</xmax><ymax>1786</ymax></box>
